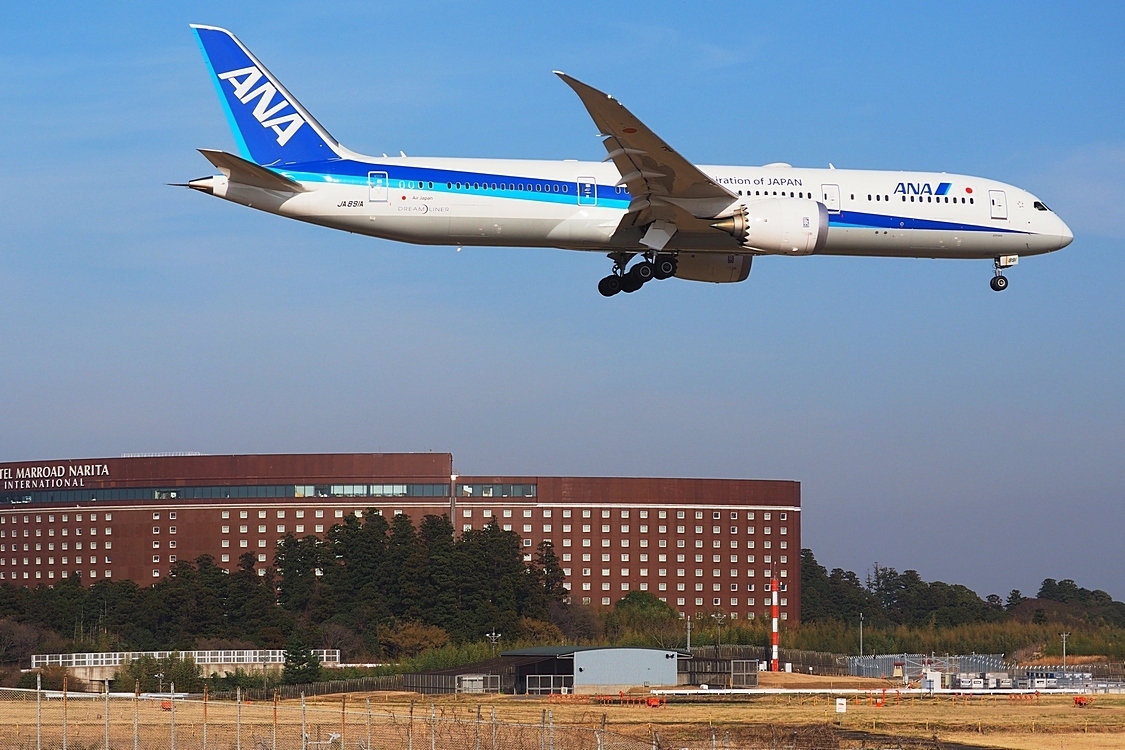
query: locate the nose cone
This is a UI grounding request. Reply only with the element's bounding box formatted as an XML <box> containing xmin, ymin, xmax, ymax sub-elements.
<box><xmin>1056</xmin><ymin>216</ymin><xmax>1074</xmax><ymax>249</ymax></box>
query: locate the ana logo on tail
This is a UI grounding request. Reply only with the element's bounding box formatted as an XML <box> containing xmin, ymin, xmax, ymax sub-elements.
<box><xmin>217</xmin><ymin>66</ymin><xmax>305</xmax><ymax>146</ymax></box>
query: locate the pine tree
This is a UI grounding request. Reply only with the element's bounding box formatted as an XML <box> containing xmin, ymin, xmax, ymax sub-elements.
<box><xmin>282</xmin><ymin>634</ymin><xmax>321</xmax><ymax>684</ymax></box>
<box><xmin>536</xmin><ymin>541</ymin><xmax>567</xmax><ymax>602</ymax></box>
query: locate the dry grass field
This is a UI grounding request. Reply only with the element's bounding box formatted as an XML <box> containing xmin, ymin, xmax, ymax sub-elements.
<box><xmin>1</xmin><ymin>680</ymin><xmax>1122</xmax><ymax>750</ymax></box>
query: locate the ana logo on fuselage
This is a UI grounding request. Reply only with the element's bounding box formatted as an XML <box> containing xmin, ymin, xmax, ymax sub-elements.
<box><xmin>217</xmin><ymin>66</ymin><xmax>305</xmax><ymax>146</ymax></box>
<box><xmin>894</xmin><ymin>181</ymin><xmax>952</xmax><ymax>196</ymax></box>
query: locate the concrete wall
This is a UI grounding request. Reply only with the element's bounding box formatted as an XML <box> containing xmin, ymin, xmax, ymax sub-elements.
<box><xmin>573</xmin><ymin>649</ymin><xmax>677</xmax><ymax>693</ymax></box>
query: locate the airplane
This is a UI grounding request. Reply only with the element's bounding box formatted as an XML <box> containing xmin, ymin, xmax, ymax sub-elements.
<box><xmin>183</xmin><ymin>25</ymin><xmax>1073</xmax><ymax>296</ymax></box>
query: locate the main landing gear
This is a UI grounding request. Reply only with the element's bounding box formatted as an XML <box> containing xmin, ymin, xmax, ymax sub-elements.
<box><xmin>598</xmin><ymin>253</ymin><xmax>677</xmax><ymax>297</ymax></box>
<box><xmin>991</xmin><ymin>255</ymin><xmax>1018</xmax><ymax>292</ymax></box>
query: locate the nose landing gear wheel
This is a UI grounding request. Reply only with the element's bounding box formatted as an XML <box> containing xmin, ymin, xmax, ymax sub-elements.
<box><xmin>598</xmin><ymin>275</ymin><xmax>622</xmax><ymax>297</ymax></box>
<box><xmin>990</xmin><ymin>275</ymin><xmax>1008</xmax><ymax>292</ymax></box>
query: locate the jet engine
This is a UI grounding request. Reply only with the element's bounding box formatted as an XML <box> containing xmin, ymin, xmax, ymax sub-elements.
<box><xmin>711</xmin><ymin>198</ymin><xmax>829</xmax><ymax>255</ymax></box>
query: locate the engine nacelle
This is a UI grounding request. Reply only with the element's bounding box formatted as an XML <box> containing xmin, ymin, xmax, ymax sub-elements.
<box><xmin>711</xmin><ymin>198</ymin><xmax>829</xmax><ymax>255</ymax></box>
<box><xmin>674</xmin><ymin>253</ymin><xmax>753</xmax><ymax>283</ymax></box>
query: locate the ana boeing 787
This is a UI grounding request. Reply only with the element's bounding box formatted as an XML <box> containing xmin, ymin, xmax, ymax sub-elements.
<box><xmin>184</xmin><ymin>25</ymin><xmax>1072</xmax><ymax>295</ymax></box>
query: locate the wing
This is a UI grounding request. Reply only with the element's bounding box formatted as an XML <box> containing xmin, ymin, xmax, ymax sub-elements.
<box><xmin>555</xmin><ymin>72</ymin><xmax>737</xmax><ymax>232</ymax></box>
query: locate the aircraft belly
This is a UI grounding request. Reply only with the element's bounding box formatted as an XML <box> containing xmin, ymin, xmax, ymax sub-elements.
<box><xmin>821</xmin><ymin>226</ymin><xmax>1036</xmax><ymax>259</ymax></box>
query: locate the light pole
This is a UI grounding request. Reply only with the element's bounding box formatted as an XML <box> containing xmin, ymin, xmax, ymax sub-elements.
<box><xmin>1060</xmin><ymin>632</ymin><xmax>1071</xmax><ymax>669</ymax></box>
<box><xmin>685</xmin><ymin>617</ymin><xmax>692</xmax><ymax>650</ymax></box>
<box><xmin>485</xmin><ymin>631</ymin><xmax>501</xmax><ymax>659</ymax></box>
<box><xmin>859</xmin><ymin>613</ymin><xmax>864</xmax><ymax>658</ymax></box>
<box><xmin>156</xmin><ymin>671</ymin><xmax>165</xmax><ymax>694</ymax></box>
<box><xmin>710</xmin><ymin>612</ymin><xmax>727</xmax><ymax>654</ymax></box>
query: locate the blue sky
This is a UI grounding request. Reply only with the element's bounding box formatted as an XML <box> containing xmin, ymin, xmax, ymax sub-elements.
<box><xmin>2</xmin><ymin>2</ymin><xmax>1123</xmax><ymax>602</ymax></box>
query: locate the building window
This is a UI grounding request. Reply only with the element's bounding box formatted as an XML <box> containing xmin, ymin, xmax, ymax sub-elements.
<box><xmin>153</xmin><ymin>570</ymin><xmax>160</xmax><ymax>577</ymax></box>
<box><xmin>315</xmin><ymin>525</ymin><xmax>324</xmax><ymax>533</ymax></box>
<box><xmin>277</xmin><ymin>525</ymin><xmax>285</xmax><ymax>533</ymax></box>
<box><xmin>152</xmin><ymin>513</ymin><xmax>160</xmax><ymax>520</ymax></box>
<box><xmin>240</xmin><ymin>540</ymin><xmax>248</xmax><ymax>548</ymax></box>
<box><xmin>221</xmin><ymin>540</ymin><xmax>230</xmax><ymax>548</ymax></box>
<box><xmin>221</xmin><ymin>511</ymin><xmax>230</xmax><ymax>519</ymax></box>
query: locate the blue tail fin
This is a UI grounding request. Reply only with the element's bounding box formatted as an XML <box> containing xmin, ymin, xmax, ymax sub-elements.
<box><xmin>191</xmin><ymin>24</ymin><xmax>341</xmax><ymax>166</ymax></box>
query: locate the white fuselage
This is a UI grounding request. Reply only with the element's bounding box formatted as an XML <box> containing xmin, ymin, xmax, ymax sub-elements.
<box><xmin>201</xmin><ymin>155</ymin><xmax>1073</xmax><ymax>260</ymax></box>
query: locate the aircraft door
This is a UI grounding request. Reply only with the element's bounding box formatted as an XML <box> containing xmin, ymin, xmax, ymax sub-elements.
<box><xmin>989</xmin><ymin>189</ymin><xmax>1007</xmax><ymax>220</ymax></box>
<box><xmin>368</xmin><ymin>171</ymin><xmax>389</xmax><ymax>202</ymax></box>
<box><xmin>820</xmin><ymin>184</ymin><xmax>841</xmax><ymax>212</ymax></box>
<box><xmin>577</xmin><ymin>176</ymin><xmax>597</xmax><ymax>206</ymax></box>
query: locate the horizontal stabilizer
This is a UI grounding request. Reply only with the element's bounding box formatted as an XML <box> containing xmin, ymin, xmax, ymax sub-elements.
<box><xmin>198</xmin><ymin>149</ymin><xmax>308</xmax><ymax>192</ymax></box>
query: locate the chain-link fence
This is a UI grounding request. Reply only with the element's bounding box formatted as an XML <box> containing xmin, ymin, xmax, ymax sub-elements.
<box><xmin>0</xmin><ymin>687</ymin><xmax>665</xmax><ymax>750</ymax></box>
<box><xmin>3</xmin><ymin>686</ymin><xmax>986</xmax><ymax>749</ymax></box>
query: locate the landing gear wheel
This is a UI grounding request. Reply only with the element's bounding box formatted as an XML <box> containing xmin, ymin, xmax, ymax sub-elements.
<box><xmin>632</xmin><ymin>262</ymin><xmax>655</xmax><ymax>283</ymax></box>
<box><xmin>990</xmin><ymin>275</ymin><xmax>1008</xmax><ymax>292</ymax></box>
<box><xmin>620</xmin><ymin>272</ymin><xmax>644</xmax><ymax>293</ymax></box>
<box><xmin>653</xmin><ymin>255</ymin><xmax>677</xmax><ymax>279</ymax></box>
<box><xmin>598</xmin><ymin>275</ymin><xmax>622</xmax><ymax>297</ymax></box>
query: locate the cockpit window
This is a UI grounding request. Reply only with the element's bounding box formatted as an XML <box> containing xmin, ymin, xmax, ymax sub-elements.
<box><xmin>1033</xmin><ymin>201</ymin><xmax>1050</xmax><ymax>212</ymax></box>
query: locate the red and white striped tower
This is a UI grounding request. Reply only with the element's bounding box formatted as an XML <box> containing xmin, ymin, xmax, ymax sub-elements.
<box><xmin>771</xmin><ymin>576</ymin><xmax>779</xmax><ymax>672</ymax></box>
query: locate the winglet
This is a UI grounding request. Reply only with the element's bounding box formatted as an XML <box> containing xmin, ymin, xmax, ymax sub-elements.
<box><xmin>556</xmin><ymin>72</ymin><xmax>736</xmax><ymax>218</ymax></box>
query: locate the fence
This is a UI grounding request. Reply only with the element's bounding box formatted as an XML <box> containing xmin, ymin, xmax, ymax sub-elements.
<box><xmin>683</xmin><ymin>647</ymin><xmax>846</xmax><ymax>678</ymax></box>
<box><xmin>0</xmin><ymin>687</ymin><xmax>669</xmax><ymax>750</ymax></box>
<box><xmin>32</xmin><ymin>650</ymin><xmax>341</xmax><ymax>669</ymax></box>
<box><xmin>845</xmin><ymin>654</ymin><xmax>1006</xmax><ymax>679</ymax></box>
<box><xmin>212</xmin><ymin>675</ymin><xmax>406</xmax><ymax>702</ymax></box>
<box><xmin>0</xmin><ymin>686</ymin><xmax>863</xmax><ymax>750</ymax></box>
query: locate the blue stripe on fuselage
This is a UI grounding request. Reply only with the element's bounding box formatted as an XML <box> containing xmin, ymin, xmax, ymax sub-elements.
<box><xmin>829</xmin><ymin>209</ymin><xmax>1027</xmax><ymax>234</ymax></box>
<box><xmin>275</xmin><ymin>158</ymin><xmax>632</xmax><ymax>207</ymax></box>
<box><xmin>261</xmin><ymin>159</ymin><xmax>1022</xmax><ymax>233</ymax></box>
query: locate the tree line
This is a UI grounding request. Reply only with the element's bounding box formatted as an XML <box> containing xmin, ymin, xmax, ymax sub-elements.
<box><xmin>3</xmin><ymin>519</ymin><xmax>1124</xmax><ymax>679</ymax></box>
<box><xmin>0</xmin><ymin>510</ymin><xmax>568</xmax><ymax>670</ymax></box>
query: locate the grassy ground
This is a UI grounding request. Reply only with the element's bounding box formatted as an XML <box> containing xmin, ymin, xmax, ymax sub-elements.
<box><xmin>1</xmin><ymin>681</ymin><xmax>1121</xmax><ymax>750</ymax></box>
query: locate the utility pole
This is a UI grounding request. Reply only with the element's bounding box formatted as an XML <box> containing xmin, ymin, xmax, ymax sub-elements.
<box><xmin>485</xmin><ymin>631</ymin><xmax>501</xmax><ymax>659</ymax></box>
<box><xmin>685</xmin><ymin>617</ymin><xmax>692</xmax><ymax>650</ymax></box>
<box><xmin>1059</xmin><ymin>632</ymin><xmax>1071</xmax><ymax>669</ymax></box>
<box><xmin>859</xmin><ymin>614</ymin><xmax>864</xmax><ymax>658</ymax></box>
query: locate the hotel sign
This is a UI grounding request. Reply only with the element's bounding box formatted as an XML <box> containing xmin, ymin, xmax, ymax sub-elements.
<box><xmin>1</xmin><ymin>463</ymin><xmax>111</xmax><ymax>491</ymax></box>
